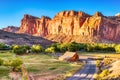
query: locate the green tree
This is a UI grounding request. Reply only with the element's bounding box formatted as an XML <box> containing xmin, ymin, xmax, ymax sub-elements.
<box><xmin>58</xmin><ymin>43</ymin><xmax>68</xmax><ymax>52</ymax></box>
<box><xmin>67</xmin><ymin>43</ymin><xmax>79</xmax><ymax>52</ymax></box>
<box><xmin>3</xmin><ymin>58</ymin><xmax>23</xmax><ymax>72</ymax></box>
<box><xmin>45</xmin><ymin>47</ymin><xmax>55</xmax><ymax>53</ymax></box>
<box><xmin>31</xmin><ymin>45</ymin><xmax>43</xmax><ymax>53</ymax></box>
<box><xmin>13</xmin><ymin>45</ymin><xmax>28</xmax><ymax>55</ymax></box>
<box><xmin>0</xmin><ymin>43</ymin><xmax>11</xmax><ymax>50</ymax></box>
<box><xmin>51</xmin><ymin>43</ymin><xmax>60</xmax><ymax>52</ymax></box>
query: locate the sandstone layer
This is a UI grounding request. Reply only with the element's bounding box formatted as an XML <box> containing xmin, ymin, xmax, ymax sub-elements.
<box><xmin>18</xmin><ymin>11</ymin><xmax>120</xmax><ymax>43</ymax></box>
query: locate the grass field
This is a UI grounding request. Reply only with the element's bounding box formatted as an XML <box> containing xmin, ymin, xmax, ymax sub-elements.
<box><xmin>0</xmin><ymin>50</ymin><xmax>83</xmax><ymax>79</ymax></box>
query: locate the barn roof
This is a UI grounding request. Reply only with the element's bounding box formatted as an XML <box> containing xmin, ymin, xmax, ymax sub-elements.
<box><xmin>59</xmin><ymin>51</ymin><xmax>78</xmax><ymax>61</ymax></box>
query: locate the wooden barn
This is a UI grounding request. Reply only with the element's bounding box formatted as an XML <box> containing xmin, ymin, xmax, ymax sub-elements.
<box><xmin>59</xmin><ymin>51</ymin><xmax>79</xmax><ymax>62</ymax></box>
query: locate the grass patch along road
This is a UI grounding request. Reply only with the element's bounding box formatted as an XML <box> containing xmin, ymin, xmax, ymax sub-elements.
<box><xmin>78</xmin><ymin>51</ymin><xmax>120</xmax><ymax>59</ymax></box>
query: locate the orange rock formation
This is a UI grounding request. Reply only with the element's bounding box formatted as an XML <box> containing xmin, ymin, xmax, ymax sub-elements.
<box><xmin>18</xmin><ymin>11</ymin><xmax>120</xmax><ymax>43</ymax></box>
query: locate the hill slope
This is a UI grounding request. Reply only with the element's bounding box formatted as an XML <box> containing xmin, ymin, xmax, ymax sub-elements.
<box><xmin>0</xmin><ymin>30</ymin><xmax>53</xmax><ymax>47</ymax></box>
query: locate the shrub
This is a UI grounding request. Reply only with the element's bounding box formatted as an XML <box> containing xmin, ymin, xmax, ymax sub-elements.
<box><xmin>96</xmin><ymin>60</ymin><xmax>101</xmax><ymax>67</ymax></box>
<box><xmin>103</xmin><ymin>58</ymin><xmax>113</xmax><ymax>66</ymax></box>
<box><xmin>86</xmin><ymin>43</ymin><xmax>115</xmax><ymax>52</ymax></box>
<box><xmin>45</xmin><ymin>47</ymin><xmax>55</xmax><ymax>53</ymax></box>
<box><xmin>11</xmin><ymin>58</ymin><xmax>23</xmax><ymax>67</ymax></box>
<box><xmin>67</xmin><ymin>43</ymin><xmax>79</xmax><ymax>52</ymax></box>
<box><xmin>0</xmin><ymin>58</ymin><xmax>4</xmax><ymax>66</ymax></box>
<box><xmin>3</xmin><ymin>60</ymin><xmax>11</xmax><ymax>66</ymax></box>
<box><xmin>115</xmin><ymin>45</ymin><xmax>120</xmax><ymax>53</ymax></box>
<box><xmin>93</xmin><ymin>74</ymin><xmax>99</xmax><ymax>79</ymax></box>
<box><xmin>0</xmin><ymin>43</ymin><xmax>11</xmax><ymax>50</ymax></box>
<box><xmin>31</xmin><ymin>45</ymin><xmax>43</xmax><ymax>53</ymax></box>
<box><xmin>13</xmin><ymin>45</ymin><xmax>28</xmax><ymax>55</ymax></box>
<box><xmin>51</xmin><ymin>43</ymin><xmax>60</xmax><ymax>52</ymax></box>
<box><xmin>99</xmin><ymin>69</ymin><xmax>110</xmax><ymax>78</ymax></box>
<box><xmin>3</xmin><ymin>58</ymin><xmax>23</xmax><ymax>72</ymax></box>
<box><xmin>49</xmin><ymin>43</ymin><xmax>116</xmax><ymax>52</ymax></box>
<box><xmin>58</xmin><ymin>43</ymin><xmax>68</xmax><ymax>52</ymax></box>
<box><xmin>22</xmin><ymin>45</ymin><xmax>30</xmax><ymax>50</ymax></box>
<box><xmin>86</xmin><ymin>44</ymin><xmax>94</xmax><ymax>52</ymax></box>
<box><xmin>104</xmin><ymin>47</ymin><xmax>115</xmax><ymax>52</ymax></box>
<box><xmin>51</xmin><ymin>43</ymin><xmax>87</xmax><ymax>52</ymax></box>
<box><xmin>78</xmin><ymin>43</ymin><xmax>87</xmax><ymax>50</ymax></box>
<box><xmin>11</xmin><ymin>58</ymin><xmax>23</xmax><ymax>71</ymax></box>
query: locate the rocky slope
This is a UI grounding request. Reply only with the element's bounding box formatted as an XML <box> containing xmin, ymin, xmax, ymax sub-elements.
<box><xmin>2</xmin><ymin>26</ymin><xmax>19</xmax><ymax>33</ymax></box>
<box><xmin>18</xmin><ymin>11</ymin><xmax>120</xmax><ymax>43</ymax></box>
<box><xmin>0</xmin><ymin>30</ymin><xmax>53</xmax><ymax>47</ymax></box>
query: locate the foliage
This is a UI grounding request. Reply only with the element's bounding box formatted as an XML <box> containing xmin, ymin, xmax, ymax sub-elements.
<box><xmin>94</xmin><ymin>69</ymin><xmax>110</xmax><ymax>79</ymax></box>
<box><xmin>31</xmin><ymin>45</ymin><xmax>43</xmax><ymax>53</ymax></box>
<box><xmin>0</xmin><ymin>43</ymin><xmax>11</xmax><ymax>50</ymax></box>
<box><xmin>115</xmin><ymin>44</ymin><xmax>120</xmax><ymax>53</ymax></box>
<box><xmin>11</xmin><ymin>58</ymin><xmax>23</xmax><ymax>68</ymax></box>
<box><xmin>3</xmin><ymin>60</ymin><xmax>11</xmax><ymax>66</ymax></box>
<box><xmin>0</xmin><ymin>58</ymin><xmax>3</xmax><ymax>66</ymax></box>
<box><xmin>78</xmin><ymin>43</ymin><xmax>87</xmax><ymax>50</ymax></box>
<box><xmin>96</xmin><ymin>60</ymin><xmax>101</xmax><ymax>67</ymax></box>
<box><xmin>45</xmin><ymin>47</ymin><xmax>55</xmax><ymax>53</ymax></box>
<box><xmin>21</xmin><ymin>45</ymin><xmax>30</xmax><ymax>50</ymax></box>
<box><xmin>67</xmin><ymin>42</ymin><xmax>79</xmax><ymax>52</ymax></box>
<box><xmin>93</xmin><ymin>74</ymin><xmax>99</xmax><ymax>79</ymax></box>
<box><xmin>51</xmin><ymin>43</ymin><xmax>60</xmax><ymax>51</ymax></box>
<box><xmin>3</xmin><ymin>58</ymin><xmax>23</xmax><ymax>72</ymax></box>
<box><xmin>99</xmin><ymin>69</ymin><xmax>110</xmax><ymax>78</ymax></box>
<box><xmin>48</xmin><ymin>43</ymin><xmax>116</xmax><ymax>53</ymax></box>
<box><xmin>49</xmin><ymin>42</ymin><xmax>85</xmax><ymax>52</ymax></box>
<box><xmin>86</xmin><ymin>43</ymin><xmax>115</xmax><ymax>52</ymax></box>
<box><xmin>10</xmin><ymin>58</ymin><xmax>23</xmax><ymax>71</ymax></box>
<box><xmin>58</xmin><ymin>43</ymin><xmax>69</xmax><ymax>52</ymax></box>
<box><xmin>12</xmin><ymin>45</ymin><xmax>28</xmax><ymax>55</ymax></box>
<box><xmin>103</xmin><ymin>58</ymin><xmax>113</xmax><ymax>66</ymax></box>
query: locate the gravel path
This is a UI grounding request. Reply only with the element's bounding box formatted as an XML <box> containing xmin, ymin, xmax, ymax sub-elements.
<box><xmin>67</xmin><ymin>59</ymin><xmax>96</xmax><ymax>80</ymax></box>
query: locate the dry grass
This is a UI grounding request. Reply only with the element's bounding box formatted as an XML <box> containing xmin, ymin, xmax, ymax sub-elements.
<box><xmin>109</xmin><ymin>60</ymin><xmax>120</xmax><ymax>75</ymax></box>
<box><xmin>78</xmin><ymin>52</ymin><xmax>120</xmax><ymax>59</ymax></box>
<box><xmin>0</xmin><ymin>51</ymin><xmax>83</xmax><ymax>79</ymax></box>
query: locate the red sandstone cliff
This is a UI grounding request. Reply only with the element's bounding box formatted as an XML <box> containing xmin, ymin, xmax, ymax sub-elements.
<box><xmin>18</xmin><ymin>11</ymin><xmax>120</xmax><ymax>43</ymax></box>
<box><xmin>18</xmin><ymin>14</ymin><xmax>51</xmax><ymax>37</ymax></box>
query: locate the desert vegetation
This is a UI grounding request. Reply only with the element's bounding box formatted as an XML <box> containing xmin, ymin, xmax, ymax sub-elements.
<box><xmin>93</xmin><ymin>56</ymin><xmax>120</xmax><ymax>80</ymax></box>
<box><xmin>0</xmin><ymin>51</ymin><xmax>83</xmax><ymax>79</ymax></box>
<box><xmin>1</xmin><ymin>42</ymin><xmax>120</xmax><ymax>54</ymax></box>
<box><xmin>0</xmin><ymin>43</ymin><xmax>11</xmax><ymax>50</ymax></box>
<box><xmin>1</xmin><ymin>42</ymin><xmax>120</xmax><ymax>79</ymax></box>
<box><xmin>0</xmin><ymin>43</ymin><xmax>84</xmax><ymax>79</ymax></box>
<box><xmin>45</xmin><ymin>42</ymin><xmax>119</xmax><ymax>53</ymax></box>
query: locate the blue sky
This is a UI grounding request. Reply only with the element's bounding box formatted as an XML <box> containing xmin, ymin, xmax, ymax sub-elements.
<box><xmin>0</xmin><ymin>0</ymin><xmax>120</xmax><ymax>28</ymax></box>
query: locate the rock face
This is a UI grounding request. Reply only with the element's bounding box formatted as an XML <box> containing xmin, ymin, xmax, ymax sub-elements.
<box><xmin>18</xmin><ymin>11</ymin><xmax>120</xmax><ymax>43</ymax></box>
<box><xmin>18</xmin><ymin>14</ymin><xmax>51</xmax><ymax>37</ymax></box>
<box><xmin>2</xmin><ymin>26</ymin><xmax>19</xmax><ymax>33</ymax></box>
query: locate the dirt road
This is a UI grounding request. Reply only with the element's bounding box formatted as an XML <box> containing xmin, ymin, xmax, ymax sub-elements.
<box><xmin>67</xmin><ymin>59</ymin><xmax>96</xmax><ymax>80</ymax></box>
